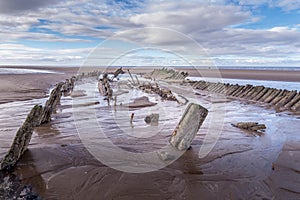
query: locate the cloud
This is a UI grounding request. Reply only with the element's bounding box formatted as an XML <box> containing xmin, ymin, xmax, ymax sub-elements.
<box><xmin>0</xmin><ymin>0</ymin><xmax>299</xmax><ymax>66</ymax></box>
<box><xmin>0</xmin><ymin>15</ymin><xmax>38</xmax><ymax>32</ymax></box>
<box><xmin>0</xmin><ymin>31</ymin><xmax>92</xmax><ymax>43</ymax></box>
<box><xmin>0</xmin><ymin>1</ymin><xmax>121</xmax><ymax>42</ymax></box>
<box><xmin>0</xmin><ymin>43</ymin><xmax>92</xmax><ymax>65</ymax></box>
<box><xmin>276</xmin><ymin>0</ymin><xmax>300</xmax><ymax>11</ymax></box>
<box><xmin>0</xmin><ymin>0</ymin><xmax>59</xmax><ymax>14</ymax></box>
<box><xmin>194</xmin><ymin>26</ymin><xmax>300</xmax><ymax>59</ymax></box>
<box><xmin>0</xmin><ymin>1</ymin><xmax>138</xmax><ymax>39</ymax></box>
<box><xmin>112</xmin><ymin>1</ymin><xmax>300</xmax><ymax>60</ymax></box>
<box><xmin>232</xmin><ymin>0</ymin><xmax>300</xmax><ymax>11</ymax></box>
<box><xmin>232</xmin><ymin>0</ymin><xmax>271</xmax><ymax>7</ymax></box>
<box><xmin>115</xmin><ymin>2</ymin><xmax>251</xmax><ymax>52</ymax></box>
<box><xmin>130</xmin><ymin>2</ymin><xmax>250</xmax><ymax>33</ymax></box>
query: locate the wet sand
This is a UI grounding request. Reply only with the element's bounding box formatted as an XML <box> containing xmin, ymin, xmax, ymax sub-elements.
<box><xmin>0</xmin><ymin>66</ymin><xmax>78</xmax><ymax>104</ymax></box>
<box><xmin>127</xmin><ymin>67</ymin><xmax>300</xmax><ymax>82</ymax></box>
<box><xmin>1</xmin><ymin>66</ymin><xmax>300</xmax><ymax>199</ymax></box>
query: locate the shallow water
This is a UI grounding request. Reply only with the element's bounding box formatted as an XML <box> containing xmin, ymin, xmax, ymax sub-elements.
<box><xmin>0</xmin><ymin>68</ymin><xmax>62</xmax><ymax>75</ymax></box>
<box><xmin>188</xmin><ymin>76</ymin><xmax>300</xmax><ymax>91</ymax></box>
<box><xmin>0</xmin><ymin>77</ymin><xmax>300</xmax><ymax>199</ymax></box>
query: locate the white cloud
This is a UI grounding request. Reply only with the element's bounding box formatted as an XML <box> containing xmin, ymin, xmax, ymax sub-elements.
<box><xmin>276</xmin><ymin>0</ymin><xmax>300</xmax><ymax>11</ymax></box>
<box><xmin>130</xmin><ymin>3</ymin><xmax>250</xmax><ymax>33</ymax></box>
<box><xmin>0</xmin><ymin>31</ymin><xmax>92</xmax><ymax>43</ymax></box>
<box><xmin>0</xmin><ymin>43</ymin><xmax>39</xmax><ymax>51</ymax></box>
<box><xmin>0</xmin><ymin>0</ymin><xmax>299</xmax><ymax>66</ymax></box>
<box><xmin>233</xmin><ymin>0</ymin><xmax>300</xmax><ymax>11</ymax></box>
<box><xmin>234</xmin><ymin>0</ymin><xmax>271</xmax><ymax>6</ymax></box>
<box><xmin>114</xmin><ymin>1</ymin><xmax>300</xmax><ymax>62</ymax></box>
<box><xmin>0</xmin><ymin>43</ymin><xmax>92</xmax><ymax>65</ymax></box>
<box><xmin>0</xmin><ymin>15</ymin><xmax>38</xmax><ymax>32</ymax></box>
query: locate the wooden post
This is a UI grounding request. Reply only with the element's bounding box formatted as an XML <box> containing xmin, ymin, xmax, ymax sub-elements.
<box><xmin>135</xmin><ymin>75</ymin><xmax>140</xmax><ymax>85</ymax></box>
<box><xmin>170</xmin><ymin>103</ymin><xmax>208</xmax><ymax>151</ymax></box>
<box><xmin>0</xmin><ymin>105</ymin><xmax>43</xmax><ymax>171</ymax></box>
<box><xmin>127</xmin><ymin>69</ymin><xmax>136</xmax><ymax>85</ymax></box>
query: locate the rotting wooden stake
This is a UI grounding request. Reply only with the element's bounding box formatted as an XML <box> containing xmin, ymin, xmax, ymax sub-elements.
<box><xmin>0</xmin><ymin>105</ymin><xmax>43</xmax><ymax>171</ymax></box>
<box><xmin>135</xmin><ymin>75</ymin><xmax>140</xmax><ymax>85</ymax></box>
<box><xmin>170</xmin><ymin>103</ymin><xmax>208</xmax><ymax>151</ymax></box>
<box><xmin>127</xmin><ymin>69</ymin><xmax>136</xmax><ymax>85</ymax></box>
<box><xmin>114</xmin><ymin>96</ymin><xmax>117</xmax><ymax>107</ymax></box>
<box><xmin>130</xmin><ymin>113</ymin><xmax>134</xmax><ymax>124</ymax></box>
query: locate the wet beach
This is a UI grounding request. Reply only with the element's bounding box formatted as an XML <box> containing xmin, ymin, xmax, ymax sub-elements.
<box><xmin>1</xmin><ymin>66</ymin><xmax>300</xmax><ymax>199</ymax></box>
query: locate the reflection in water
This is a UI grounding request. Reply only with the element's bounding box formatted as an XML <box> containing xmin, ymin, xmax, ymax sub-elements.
<box><xmin>35</xmin><ymin>123</ymin><xmax>61</xmax><ymax>138</ymax></box>
<box><xmin>16</xmin><ymin>150</ymin><xmax>47</xmax><ymax>195</ymax></box>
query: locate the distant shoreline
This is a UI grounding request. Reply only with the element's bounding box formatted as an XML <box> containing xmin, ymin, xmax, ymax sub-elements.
<box><xmin>1</xmin><ymin>65</ymin><xmax>300</xmax><ymax>82</ymax></box>
<box><xmin>1</xmin><ymin>65</ymin><xmax>300</xmax><ymax>71</ymax></box>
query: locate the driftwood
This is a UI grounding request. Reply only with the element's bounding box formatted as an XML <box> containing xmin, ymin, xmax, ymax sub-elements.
<box><xmin>232</xmin><ymin>122</ymin><xmax>266</xmax><ymax>132</ymax></box>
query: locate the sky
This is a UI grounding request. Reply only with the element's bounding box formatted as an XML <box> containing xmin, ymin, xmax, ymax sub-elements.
<box><xmin>0</xmin><ymin>0</ymin><xmax>300</xmax><ymax>67</ymax></box>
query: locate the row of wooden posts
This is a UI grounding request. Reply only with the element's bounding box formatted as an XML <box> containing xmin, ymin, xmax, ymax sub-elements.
<box><xmin>143</xmin><ymin>68</ymin><xmax>300</xmax><ymax>112</ymax></box>
<box><xmin>0</xmin><ymin>71</ymin><xmax>101</xmax><ymax>171</ymax></box>
<box><xmin>0</xmin><ymin>68</ymin><xmax>210</xmax><ymax>171</ymax></box>
<box><xmin>144</xmin><ymin>68</ymin><xmax>188</xmax><ymax>80</ymax></box>
<box><xmin>4</xmin><ymin>67</ymin><xmax>296</xmax><ymax>171</ymax></box>
<box><xmin>188</xmin><ymin>80</ymin><xmax>300</xmax><ymax>112</ymax></box>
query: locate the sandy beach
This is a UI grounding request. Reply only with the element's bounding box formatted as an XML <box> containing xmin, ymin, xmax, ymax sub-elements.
<box><xmin>2</xmin><ymin>0</ymin><xmax>300</xmax><ymax>199</ymax></box>
<box><xmin>1</xmin><ymin>66</ymin><xmax>300</xmax><ymax>199</ymax></box>
<box><xmin>0</xmin><ymin>67</ymin><xmax>78</xmax><ymax>104</ymax></box>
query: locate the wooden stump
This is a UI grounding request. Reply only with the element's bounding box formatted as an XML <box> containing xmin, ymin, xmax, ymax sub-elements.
<box><xmin>170</xmin><ymin>103</ymin><xmax>208</xmax><ymax>151</ymax></box>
